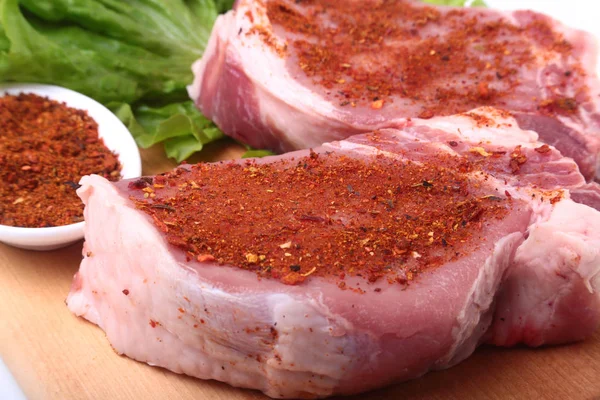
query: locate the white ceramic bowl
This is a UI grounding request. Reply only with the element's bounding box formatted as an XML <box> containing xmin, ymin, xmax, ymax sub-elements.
<box><xmin>0</xmin><ymin>83</ymin><xmax>142</xmax><ymax>251</ymax></box>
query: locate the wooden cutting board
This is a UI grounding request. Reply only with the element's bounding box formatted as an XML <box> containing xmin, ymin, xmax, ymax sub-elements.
<box><xmin>1</xmin><ymin>142</ymin><xmax>599</xmax><ymax>400</ymax></box>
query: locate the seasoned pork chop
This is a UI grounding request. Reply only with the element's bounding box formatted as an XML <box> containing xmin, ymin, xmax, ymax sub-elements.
<box><xmin>67</xmin><ymin>110</ymin><xmax>600</xmax><ymax>398</ymax></box>
<box><xmin>189</xmin><ymin>0</ymin><xmax>600</xmax><ymax>180</ymax></box>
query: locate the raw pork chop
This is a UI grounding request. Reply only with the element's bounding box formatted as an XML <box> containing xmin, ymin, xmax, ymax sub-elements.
<box><xmin>189</xmin><ymin>0</ymin><xmax>600</xmax><ymax>180</ymax></box>
<box><xmin>67</xmin><ymin>110</ymin><xmax>600</xmax><ymax>398</ymax></box>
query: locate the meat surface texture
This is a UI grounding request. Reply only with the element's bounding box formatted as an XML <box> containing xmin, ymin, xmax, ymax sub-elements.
<box><xmin>189</xmin><ymin>0</ymin><xmax>600</xmax><ymax>180</ymax></box>
<box><xmin>67</xmin><ymin>110</ymin><xmax>600</xmax><ymax>398</ymax></box>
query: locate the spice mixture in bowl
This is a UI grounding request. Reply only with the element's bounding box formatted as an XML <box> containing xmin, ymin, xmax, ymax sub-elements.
<box><xmin>0</xmin><ymin>83</ymin><xmax>142</xmax><ymax>250</ymax></box>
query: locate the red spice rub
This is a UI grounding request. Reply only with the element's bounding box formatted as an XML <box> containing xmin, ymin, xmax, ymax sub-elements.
<box><xmin>128</xmin><ymin>151</ymin><xmax>510</xmax><ymax>286</ymax></box>
<box><xmin>0</xmin><ymin>93</ymin><xmax>121</xmax><ymax>227</ymax></box>
<box><xmin>257</xmin><ymin>0</ymin><xmax>585</xmax><ymax>117</ymax></box>
<box><xmin>509</xmin><ymin>145</ymin><xmax>528</xmax><ymax>173</ymax></box>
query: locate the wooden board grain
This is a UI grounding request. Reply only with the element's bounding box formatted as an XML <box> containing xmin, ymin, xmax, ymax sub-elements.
<box><xmin>1</xmin><ymin>144</ymin><xmax>599</xmax><ymax>400</ymax></box>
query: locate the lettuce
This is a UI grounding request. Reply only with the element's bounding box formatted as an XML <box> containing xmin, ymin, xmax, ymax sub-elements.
<box><xmin>241</xmin><ymin>149</ymin><xmax>276</xmax><ymax>159</ymax></box>
<box><xmin>214</xmin><ymin>0</ymin><xmax>236</xmax><ymax>13</ymax></box>
<box><xmin>111</xmin><ymin>101</ymin><xmax>224</xmax><ymax>161</ymax></box>
<box><xmin>0</xmin><ymin>0</ymin><xmax>228</xmax><ymax>162</ymax></box>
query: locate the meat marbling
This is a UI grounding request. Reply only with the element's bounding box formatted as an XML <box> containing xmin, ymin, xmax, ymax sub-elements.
<box><xmin>189</xmin><ymin>0</ymin><xmax>600</xmax><ymax>180</ymax></box>
<box><xmin>67</xmin><ymin>110</ymin><xmax>600</xmax><ymax>398</ymax></box>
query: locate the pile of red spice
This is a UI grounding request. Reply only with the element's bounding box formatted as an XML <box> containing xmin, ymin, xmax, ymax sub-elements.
<box><xmin>127</xmin><ymin>151</ymin><xmax>510</xmax><ymax>287</ymax></box>
<box><xmin>0</xmin><ymin>93</ymin><xmax>121</xmax><ymax>228</ymax></box>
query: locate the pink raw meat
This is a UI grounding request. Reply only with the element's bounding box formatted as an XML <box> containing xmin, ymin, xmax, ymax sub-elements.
<box><xmin>189</xmin><ymin>0</ymin><xmax>600</xmax><ymax>180</ymax></box>
<box><xmin>67</xmin><ymin>110</ymin><xmax>600</xmax><ymax>398</ymax></box>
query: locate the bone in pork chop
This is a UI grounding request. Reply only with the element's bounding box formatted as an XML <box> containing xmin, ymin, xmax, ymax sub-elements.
<box><xmin>67</xmin><ymin>110</ymin><xmax>600</xmax><ymax>398</ymax></box>
<box><xmin>189</xmin><ymin>0</ymin><xmax>600</xmax><ymax>180</ymax></box>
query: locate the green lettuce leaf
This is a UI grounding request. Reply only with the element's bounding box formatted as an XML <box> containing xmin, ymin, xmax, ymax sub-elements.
<box><xmin>110</xmin><ymin>101</ymin><xmax>224</xmax><ymax>162</ymax></box>
<box><xmin>18</xmin><ymin>0</ymin><xmax>216</xmax><ymax>59</ymax></box>
<box><xmin>0</xmin><ymin>0</ymin><xmax>231</xmax><ymax>161</ymax></box>
<box><xmin>0</xmin><ymin>18</ymin><xmax>9</xmax><ymax>52</ymax></box>
<box><xmin>165</xmin><ymin>135</ymin><xmax>206</xmax><ymax>162</ymax></box>
<box><xmin>214</xmin><ymin>0</ymin><xmax>236</xmax><ymax>14</ymax></box>
<box><xmin>241</xmin><ymin>149</ymin><xmax>277</xmax><ymax>159</ymax></box>
<box><xmin>0</xmin><ymin>0</ymin><xmax>215</xmax><ymax>103</ymax></box>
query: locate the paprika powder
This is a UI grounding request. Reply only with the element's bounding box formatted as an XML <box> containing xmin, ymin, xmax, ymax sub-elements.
<box><xmin>127</xmin><ymin>149</ymin><xmax>510</xmax><ymax>287</ymax></box>
<box><xmin>0</xmin><ymin>93</ymin><xmax>121</xmax><ymax>228</ymax></box>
